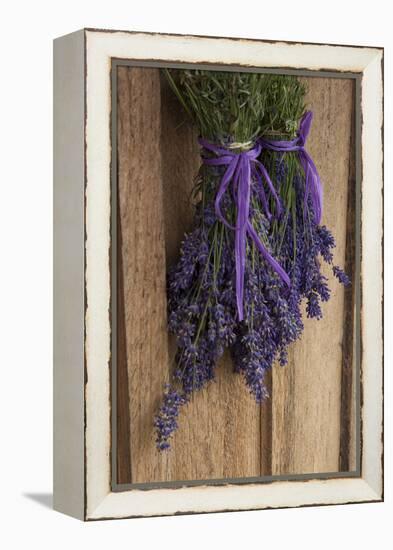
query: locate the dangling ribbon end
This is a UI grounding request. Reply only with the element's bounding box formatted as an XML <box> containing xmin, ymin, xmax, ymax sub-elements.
<box><xmin>200</xmin><ymin>138</ymin><xmax>291</xmax><ymax>321</ymax></box>
<box><xmin>237</xmin><ymin>295</ymin><xmax>244</xmax><ymax>322</ymax></box>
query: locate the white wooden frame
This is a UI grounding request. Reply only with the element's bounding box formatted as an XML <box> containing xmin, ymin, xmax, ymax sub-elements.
<box><xmin>53</xmin><ymin>28</ymin><xmax>383</xmax><ymax>520</ymax></box>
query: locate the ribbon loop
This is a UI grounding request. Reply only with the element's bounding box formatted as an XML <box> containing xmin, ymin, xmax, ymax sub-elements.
<box><xmin>259</xmin><ymin>111</ymin><xmax>323</xmax><ymax>225</ymax></box>
<box><xmin>199</xmin><ymin>137</ymin><xmax>290</xmax><ymax>322</ymax></box>
<box><xmin>198</xmin><ymin>111</ymin><xmax>321</xmax><ymax>321</ymax></box>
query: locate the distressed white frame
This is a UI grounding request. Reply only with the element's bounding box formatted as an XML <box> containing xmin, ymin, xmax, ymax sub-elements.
<box><xmin>53</xmin><ymin>29</ymin><xmax>383</xmax><ymax>520</ymax></box>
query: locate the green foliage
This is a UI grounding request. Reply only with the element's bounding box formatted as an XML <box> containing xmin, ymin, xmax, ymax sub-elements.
<box><xmin>164</xmin><ymin>68</ymin><xmax>306</xmax><ymax>144</ymax></box>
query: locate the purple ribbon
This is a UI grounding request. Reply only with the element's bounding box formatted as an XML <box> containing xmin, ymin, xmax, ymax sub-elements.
<box><xmin>259</xmin><ymin>111</ymin><xmax>323</xmax><ymax>224</ymax></box>
<box><xmin>199</xmin><ymin>138</ymin><xmax>290</xmax><ymax>322</ymax></box>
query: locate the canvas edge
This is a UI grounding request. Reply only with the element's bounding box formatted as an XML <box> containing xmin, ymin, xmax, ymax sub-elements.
<box><xmin>359</xmin><ymin>49</ymin><xmax>384</xmax><ymax>500</ymax></box>
<box><xmin>53</xmin><ymin>29</ymin><xmax>86</xmax><ymax>520</ymax></box>
<box><xmin>79</xmin><ymin>29</ymin><xmax>384</xmax><ymax>520</ymax></box>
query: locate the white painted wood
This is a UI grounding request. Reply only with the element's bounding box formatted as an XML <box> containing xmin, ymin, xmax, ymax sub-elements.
<box><xmin>54</xmin><ymin>28</ymin><xmax>383</xmax><ymax>520</ymax></box>
<box><xmin>89</xmin><ymin>478</ymin><xmax>379</xmax><ymax>519</ymax></box>
<box><xmin>53</xmin><ymin>29</ymin><xmax>86</xmax><ymax>520</ymax></box>
<box><xmin>360</xmin><ymin>52</ymin><xmax>384</xmax><ymax>498</ymax></box>
<box><xmin>86</xmin><ymin>30</ymin><xmax>379</xmax><ymax>72</ymax></box>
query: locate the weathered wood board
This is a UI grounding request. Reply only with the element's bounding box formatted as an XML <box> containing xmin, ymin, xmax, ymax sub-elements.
<box><xmin>116</xmin><ymin>66</ymin><xmax>356</xmax><ymax>485</ymax></box>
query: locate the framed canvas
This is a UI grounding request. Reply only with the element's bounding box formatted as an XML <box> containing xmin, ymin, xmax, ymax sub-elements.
<box><xmin>53</xmin><ymin>28</ymin><xmax>383</xmax><ymax>520</ymax></box>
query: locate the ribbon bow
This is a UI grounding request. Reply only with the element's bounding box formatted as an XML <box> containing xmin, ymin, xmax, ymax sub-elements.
<box><xmin>199</xmin><ymin>138</ymin><xmax>290</xmax><ymax>322</ymax></box>
<box><xmin>259</xmin><ymin>111</ymin><xmax>323</xmax><ymax>224</ymax></box>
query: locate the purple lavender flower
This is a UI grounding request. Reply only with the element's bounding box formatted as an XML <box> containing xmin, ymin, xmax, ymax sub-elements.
<box><xmin>155</xmin><ymin>143</ymin><xmax>350</xmax><ymax>451</ymax></box>
<box><xmin>306</xmin><ymin>291</ymin><xmax>322</xmax><ymax>319</ymax></box>
<box><xmin>154</xmin><ymin>385</ymin><xmax>188</xmax><ymax>451</ymax></box>
<box><xmin>333</xmin><ymin>265</ymin><xmax>351</xmax><ymax>286</ymax></box>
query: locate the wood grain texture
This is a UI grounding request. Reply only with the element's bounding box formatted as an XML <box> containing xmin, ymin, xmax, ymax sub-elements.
<box><xmin>117</xmin><ymin>67</ymin><xmax>171</xmax><ymax>483</ymax></box>
<box><xmin>116</xmin><ymin>68</ymin><xmax>356</xmax><ymax>484</ymax></box>
<box><xmin>116</xmin><ymin>208</ymin><xmax>131</xmax><ymax>483</ymax></box>
<box><xmin>339</xmin><ymin>83</ymin><xmax>357</xmax><ymax>472</ymax></box>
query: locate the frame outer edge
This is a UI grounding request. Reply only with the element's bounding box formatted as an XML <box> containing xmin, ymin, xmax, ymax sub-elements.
<box><xmin>82</xmin><ymin>29</ymin><xmax>384</xmax><ymax>520</ymax></box>
<box><xmin>360</xmin><ymin>50</ymin><xmax>384</xmax><ymax>499</ymax></box>
<box><xmin>53</xmin><ymin>29</ymin><xmax>86</xmax><ymax>521</ymax></box>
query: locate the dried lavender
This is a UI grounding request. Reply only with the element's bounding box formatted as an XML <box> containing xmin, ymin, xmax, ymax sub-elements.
<box><xmin>154</xmin><ymin>70</ymin><xmax>349</xmax><ymax>451</ymax></box>
<box><xmin>154</xmin><ymin>70</ymin><xmax>278</xmax><ymax>450</ymax></box>
<box><xmin>231</xmin><ymin>150</ymin><xmax>350</xmax><ymax>404</ymax></box>
<box><xmin>156</xmin><ymin>208</ymin><xmax>238</xmax><ymax>449</ymax></box>
<box><xmin>154</xmin><ymin>385</ymin><xmax>187</xmax><ymax>451</ymax></box>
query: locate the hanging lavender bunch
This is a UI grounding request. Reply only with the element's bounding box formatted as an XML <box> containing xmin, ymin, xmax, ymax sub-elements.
<box><xmin>263</xmin><ymin>76</ymin><xmax>349</xmax><ymax>290</ymax></box>
<box><xmin>231</xmin><ymin>148</ymin><xmax>350</xmax><ymax>404</ymax></box>
<box><xmin>256</xmin><ymin>82</ymin><xmax>350</xmax><ymax>363</ymax></box>
<box><xmin>155</xmin><ymin>70</ymin><xmax>287</xmax><ymax>450</ymax></box>
<box><xmin>227</xmin><ymin>79</ymin><xmax>347</xmax><ymax>405</ymax></box>
<box><xmin>154</xmin><ymin>70</ymin><xmax>349</xmax><ymax>451</ymax></box>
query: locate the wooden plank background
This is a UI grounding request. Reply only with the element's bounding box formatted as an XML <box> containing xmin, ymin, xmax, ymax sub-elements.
<box><xmin>116</xmin><ymin>66</ymin><xmax>356</xmax><ymax>485</ymax></box>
